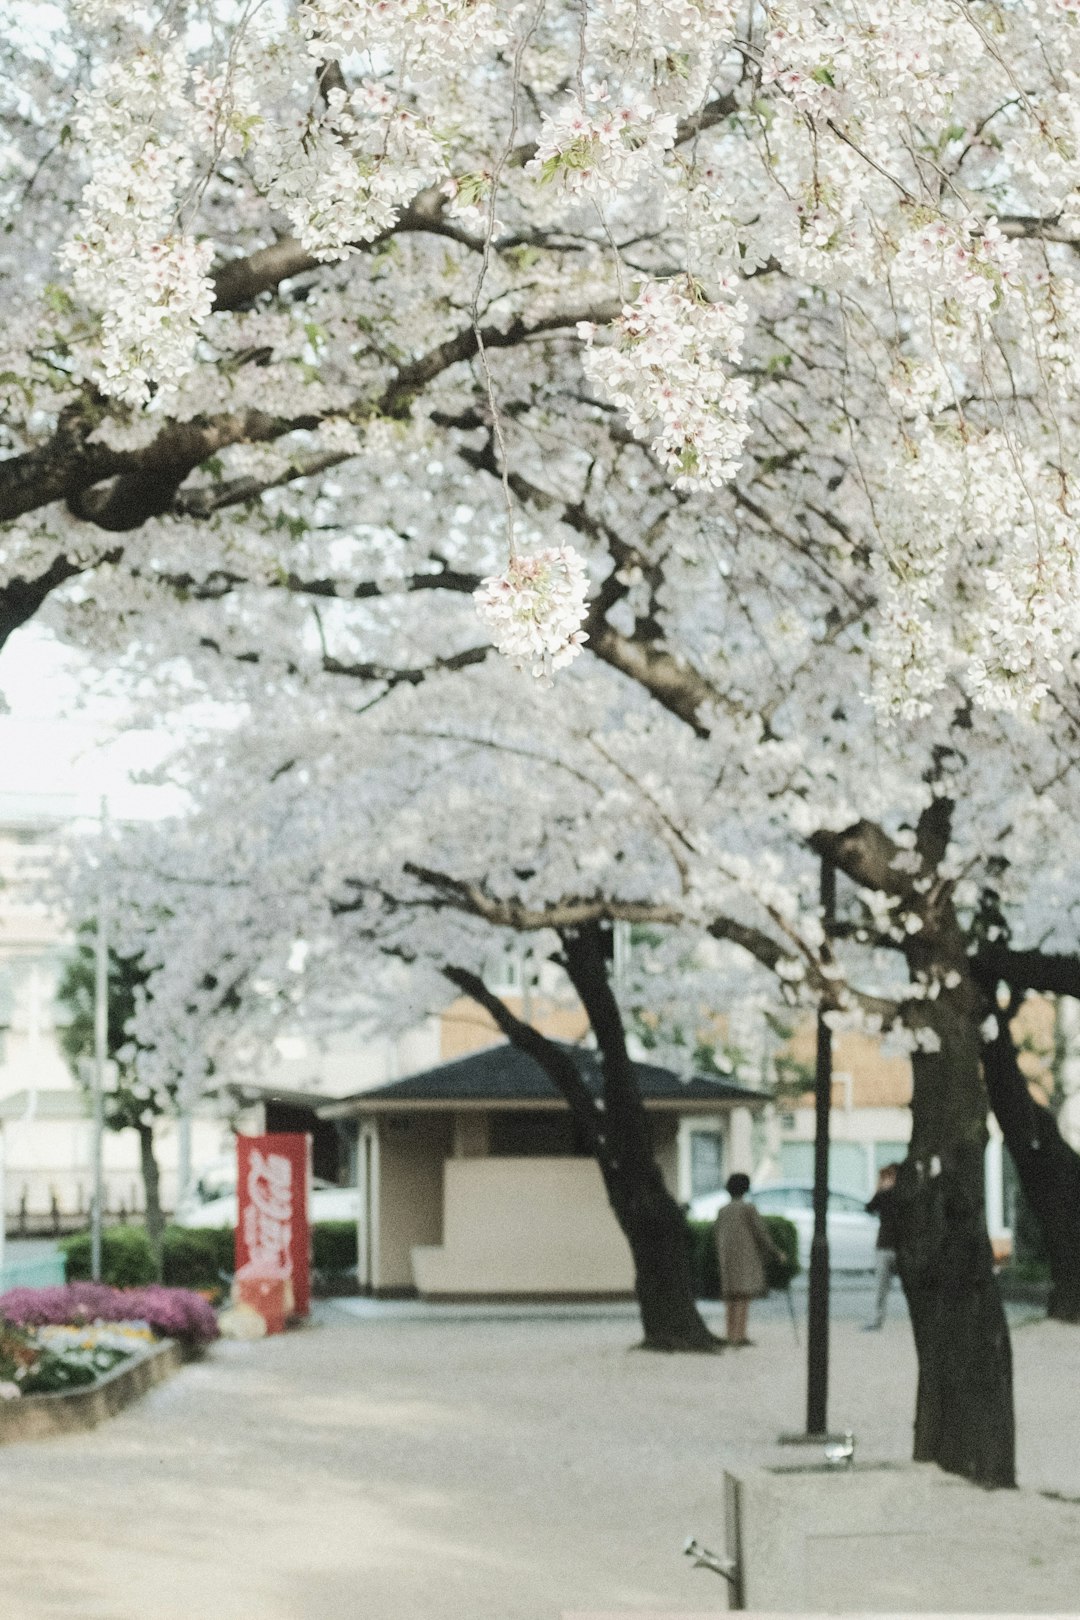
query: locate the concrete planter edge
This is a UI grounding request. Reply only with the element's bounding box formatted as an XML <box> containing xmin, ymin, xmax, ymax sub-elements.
<box><xmin>0</xmin><ymin>1337</ymin><xmax>195</xmax><ymax>1444</ymax></box>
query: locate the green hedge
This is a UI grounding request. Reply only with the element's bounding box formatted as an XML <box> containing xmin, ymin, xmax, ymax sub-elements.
<box><xmin>61</xmin><ymin>1226</ymin><xmax>158</xmax><ymax>1288</ymax></box>
<box><xmin>62</xmin><ymin>1220</ymin><xmax>357</xmax><ymax>1292</ymax></box>
<box><xmin>687</xmin><ymin>1214</ymin><xmax>800</xmax><ymax>1298</ymax></box>
<box><xmin>162</xmin><ymin>1226</ymin><xmax>235</xmax><ymax>1289</ymax></box>
<box><xmin>312</xmin><ymin>1221</ymin><xmax>358</xmax><ymax>1274</ymax></box>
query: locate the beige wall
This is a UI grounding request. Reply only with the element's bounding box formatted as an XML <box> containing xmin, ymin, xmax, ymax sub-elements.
<box><xmin>412</xmin><ymin>1156</ymin><xmax>635</xmax><ymax>1297</ymax></box>
<box><xmin>375</xmin><ymin>1114</ymin><xmax>451</xmax><ymax>1291</ymax></box>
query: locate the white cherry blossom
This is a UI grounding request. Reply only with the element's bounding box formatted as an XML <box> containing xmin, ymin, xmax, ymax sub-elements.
<box><xmin>474</xmin><ymin>546</ymin><xmax>590</xmax><ymax>681</ymax></box>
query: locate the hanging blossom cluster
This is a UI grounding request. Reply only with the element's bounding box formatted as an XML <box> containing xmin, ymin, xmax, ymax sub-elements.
<box><xmin>588</xmin><ymin>0</ymin><xmax>739</xmax><ymax>85</ymax></box>
<box><xmin>58</xmin><ymin>39</ymin><xmax>214</xmax><ymax>407</ymax></box>
<box><xmin>866</xmin><ymin>428</ymin><xmax>1080</xmax><ymax>720</ymax></box>
<box><xmin>891</xmin><ymin>216</ymin><xmax>1023</xmax><ymax>319</ymax></box>
<box><xmin>474</xmin><ymin>547</ymin><xmax>590</xmax><ymax>682</ymax></box>
<box><xmin>299</xmin><ymin>0</ymin><xmax>508</xmax><ymax>65</ymax></box>
<box><xmin>256</xmin><ymin>83</ymin><xmax>447</xmax><ymax>259</ymax></box>
<box><xmin>526</xmin><ymin>88</ymin><xmax>678</xmax><ymax>201</ymax></box>
<box><xmin>579</xmin><ymin>279</ymin><xmax>751</xmax><ymax>489</ymax></box>
<box><xmin>762</xmin><ymin>0</ymin><xmax>963</xmax><ymax>125</ymax></box>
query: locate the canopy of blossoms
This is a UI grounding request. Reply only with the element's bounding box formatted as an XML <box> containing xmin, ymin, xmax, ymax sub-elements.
<box><xmin>4</xmin><ymin>0</ymin><xmax>1080</xmax><ymax>722</ymax></box>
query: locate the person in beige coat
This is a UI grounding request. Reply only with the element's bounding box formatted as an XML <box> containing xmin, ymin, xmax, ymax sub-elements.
<box><xmin>712</xmin><ymin>1173</ymin><xmax>785</xmax><ymax>1346</ymax></box>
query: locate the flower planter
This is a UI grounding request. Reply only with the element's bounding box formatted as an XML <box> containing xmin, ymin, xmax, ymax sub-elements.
<box><xmin>0</xmin><ymin>1337</ymin><xmax>194</xmax><ymax>1445</ymax></box>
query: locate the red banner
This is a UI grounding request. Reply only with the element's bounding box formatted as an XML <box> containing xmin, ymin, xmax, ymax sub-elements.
<box><xmin>234</xmin><ymin>1133</ymin><xmax>311</xmax><ymax>1331</ymax></box>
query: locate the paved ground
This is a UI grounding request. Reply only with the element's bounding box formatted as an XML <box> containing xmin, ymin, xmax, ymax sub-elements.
<box><xmin>0</xmin><ymin>1286</ymin><xmax>1076</xmax><ymax>1620</ymax></box>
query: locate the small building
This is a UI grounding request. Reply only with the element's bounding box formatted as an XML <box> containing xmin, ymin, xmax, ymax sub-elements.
<box><xmin>321</xmin><ymin>1041</ymin><xmax>764</xmax><ymax>1300</ymax></box>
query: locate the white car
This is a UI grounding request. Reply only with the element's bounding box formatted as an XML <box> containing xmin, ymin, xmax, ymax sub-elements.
<box><xmin>175</xmin><ymin>1179</ymin><xmax>359</xmax><ymax>1229</ymax></box>
<box><xmin>689</xmin><ymin>1182</ymin><xmax>879</xmax><ymax>1271</ymax></box>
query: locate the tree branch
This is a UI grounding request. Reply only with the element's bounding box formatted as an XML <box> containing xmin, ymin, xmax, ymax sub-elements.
<box><xmin>442</xmin><ymin>965</ymin><xmax>601</xmax><ymax>1150</ymax></box>
<box><xmin>973</xmin><ymin>944</ymin><xmax>1080</xmax><ymax>999</ymax></box>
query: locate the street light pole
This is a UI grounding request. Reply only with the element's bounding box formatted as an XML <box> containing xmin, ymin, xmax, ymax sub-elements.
<box><xmin>91</xmin><ymin>797</ymin><xmax>109</xmax><ymax>1284</ymax></box>
<box><xmin>805</xmin><ymin>855</ymin><xmax>836</xmax><ymax>1437</ymax></box>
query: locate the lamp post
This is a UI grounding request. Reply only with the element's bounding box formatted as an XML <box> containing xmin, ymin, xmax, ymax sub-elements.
<box><xmin>779</xmin><ymin>853</ymin><xmax>841</xmax><ymax>1448</ymax></box>
<box><xmin>806</xmin><ymin>855</ymin><xmax>836</xmax><ymax>1436</ymax></box>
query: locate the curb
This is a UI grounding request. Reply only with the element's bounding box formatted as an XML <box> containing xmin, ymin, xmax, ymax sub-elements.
<box><xmin>0</xmin><ymin>1338</ymin><xmax>195</xmax><ymax>1444</ymax></box>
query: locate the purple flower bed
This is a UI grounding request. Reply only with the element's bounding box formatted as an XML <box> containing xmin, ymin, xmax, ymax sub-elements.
<box><xmin>0</xmin><ymin>1282</ymin><xmax>218</xmax><ymax>1346</ymax></box>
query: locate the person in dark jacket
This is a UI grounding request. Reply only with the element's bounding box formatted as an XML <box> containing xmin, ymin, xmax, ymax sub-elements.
<box><xmin>712</xmin><ymin>1173</ymin><xmax>785</xmax><ymax>1346</ymax></box>
<box><xmin>864</xmin><ymin>1162</ymin><xmax>900</xmax><ymax>1330</ymax></box>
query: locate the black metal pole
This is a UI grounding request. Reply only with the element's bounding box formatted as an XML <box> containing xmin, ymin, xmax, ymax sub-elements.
<box><xmin>806</xmin><ymin>856</ymin><xmax>835</xmax><ymax>1437</ymax></box>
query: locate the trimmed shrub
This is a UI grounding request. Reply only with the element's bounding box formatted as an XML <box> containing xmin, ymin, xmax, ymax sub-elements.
<box><xmin>313</xmin><ymin>1221</ymin><xmax>358</xmax><ymax>1275</ymax></box>
<box><xmin>687</xmin><ymin>1213</ymin><xmax>800</xmax><ymax>1298</ymax></box>
<box><xmin>61</xmin><ymin>1217</ymin><xmax>357</xmax><ymax>1297</ymax></box>
<box><xmin>161</xmin><ymin>1227</ymin><xmax>233</xmax><ymax>1291</ymax></box>
<box><xmin>61</xmin><ymin>1227</ymin><xmax>157</xmax><ymax>1288</ymax></box>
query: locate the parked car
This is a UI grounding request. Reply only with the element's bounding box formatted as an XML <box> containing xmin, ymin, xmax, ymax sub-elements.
<box><xmin>175</xmin><ymin>1178</ymin><xmax>359</xmax><ymax>1230</ymax></box>
<box><xmin>688</xmin><ymin>1182</ymin><xmax>879</xmax><ymax>1271</ymax></box>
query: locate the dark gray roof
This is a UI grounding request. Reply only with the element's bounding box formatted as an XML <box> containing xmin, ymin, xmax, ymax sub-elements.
<box><xmin>321</xmin><ymin>1040</ymin><xmax>763</xmax><ymax>1114</ymax></box>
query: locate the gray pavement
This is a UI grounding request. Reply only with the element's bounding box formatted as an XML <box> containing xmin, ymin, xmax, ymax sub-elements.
<box><xmin>0</xmin><ymin>1293</ymin><xmax>1076</xmax><ymax>1619</ymax></box>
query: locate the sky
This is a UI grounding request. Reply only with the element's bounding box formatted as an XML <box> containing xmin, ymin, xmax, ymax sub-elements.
<box><xmin>0</xmin><ymin>624</ymin><xmax>183</xmax><ymax>824</ymax></box>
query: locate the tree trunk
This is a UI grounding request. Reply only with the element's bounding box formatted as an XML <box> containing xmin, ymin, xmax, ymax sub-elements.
<box><xmin>137</xmin><ymin>1122</ymin><xmax>165</xmax><ymax>1279</ymax></box>
<box><xmin>982</xmin><ymin>1016</ymin><xmax>1080</xmax><ymax>1324</ymax></box>
<box><xmin>558</xmin><ymin>926</ymin><xmax>719</xmax><ymax>1353</ymax></box>
<box><xmin>812</xmin><ymin>812</ymin><xmax>1016</xmax><ymax>1488</ymax></box>
<box><xmin>445</xmin><ymin>945</ymin><xmax>718</xmax><ymax>1353</ymax></box>
<box><xmin>897</xmin><ymin>987</ymin><xmax>1015</xmax><ymax>1488</ymax></box>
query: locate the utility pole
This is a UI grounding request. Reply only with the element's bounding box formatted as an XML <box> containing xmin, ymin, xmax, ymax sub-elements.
<box><xmin>806</xmin><ymin>856</ymin><xmax>836</xmax><ymax>1436</ymax></box>
<box><xmin>91</xmin><ymin>797</ymin><xmax>109</xmax><ymax>1283</ymax></box>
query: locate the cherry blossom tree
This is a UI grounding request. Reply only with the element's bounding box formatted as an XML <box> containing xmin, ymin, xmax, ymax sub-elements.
<box><xmin>67</xmin><ymin>608</ymin><xmax>1079</xmax><ymax>1486</ymax></box>
<box><xmin>8</xmin><ymin>0</ymin><xmax>1080</xmax><ymax>1487</ymax></box>
<box><xmin>4</xmin><ymin>0</ymin><xmax>1080</xmax><ymax>709</ymax></box>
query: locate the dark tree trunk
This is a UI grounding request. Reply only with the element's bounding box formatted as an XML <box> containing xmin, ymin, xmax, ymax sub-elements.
<box><xmin>813</xmin><ymin>809</ymin><xmax>1015</xmax><ymax>1488</ymax></box>
<box><xmin>557</xmin><ymin>925</ymin><xmax>717</xmax><ymax>1352</ymax></box>
<box><xmin>982</xmin><ymin>1016</ymin><xmax>1080</xmax><ymax>1324</ymax></box>
<box><xmin>605</xmin><ymin>1166</ymin><xmax>716</xmax><ymax>1351</ymax></box>
<box><xmin>137</xmin><ymin>1122</ymin><xmax>165</xmax><ymax>1279</ymax></box>
<box><xmin>896</xmin><ymin>984</ymin><xmax>1015</xmax><ymax>1489</ymax></box>
<box><xmin>445</xmin><ymin>936</ymin><xmax>718</xmax><ymax>1353</ymax></box>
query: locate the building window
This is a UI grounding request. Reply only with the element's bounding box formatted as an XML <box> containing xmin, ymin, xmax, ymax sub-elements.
<box><xmin>689</xmin><ymin>1130</ymin><xmax>725</xmax><ymax>1199</ymax></box>
<box><xmin>483</xmin><ymin>952</ymin><xmax>525</xmax><ymax>994</ymax></box>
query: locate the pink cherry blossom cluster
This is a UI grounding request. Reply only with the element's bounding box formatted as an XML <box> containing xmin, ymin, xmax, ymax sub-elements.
<box><xmin>579</xmin><ymin>279</ymin><xmax>751</xmax><ymax>489</ymax></box>
<box><xmin>300</xmin><ymin>0</ymin><xmax>507</xmax><ymax>64</ymax></box>
<box><xmin>892</xmin><ymin>216</ymin><xmax>1022</xmax><ymax>317</ymax></box>
<box><xmin>59</xmin><ymin>38</ymin><xmax>214</xmax><ymax>406</ymax></box>
<box><xmin>474</xmin><ymin>546</ymin><xmax>590</xmax><ymax>682</ymax></box>
<box><xmin>256</xmin><ymin>85</ymin><xmax>447</xmax><ymax>260</ymax></box>
<box><xmin>527</xmin><ymin>88</ymin><xmax>678</xmax><ymax>201</ymax></box>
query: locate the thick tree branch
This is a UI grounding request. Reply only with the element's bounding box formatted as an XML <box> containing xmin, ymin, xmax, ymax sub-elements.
<box><xmin>196</xmin><ymin>636</ymin><xmax>490</xmax><ymax>691</ymax></box>
<box><xmin>209</xmin><ymin>93</ymin><xmax>738</xmax><ymax>312</ymax></box>
<box><xmin>402</xmin><ymin>867</ymin><xmax>690</xmax><ymax>932</ymax></box>
<box><xmin>404</xmin><ymin>864</ymin><xmax>900</xmax><ymax>1027</ymax></box>
<box><xmin>442</xmin><ymin>964</ymin><xmax>601</xmax><ymax>1151</ymax></box>
<box><xmin>0</xmin><ymin>545</ymin><xmax>119</xmax><ymax>653</ymax></box>
<box><xmin>973</xmin><ymin>944</ymin><xmax>1080</xmax><ymax>999</ymax></box>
